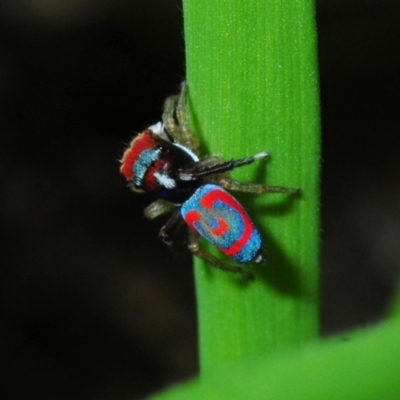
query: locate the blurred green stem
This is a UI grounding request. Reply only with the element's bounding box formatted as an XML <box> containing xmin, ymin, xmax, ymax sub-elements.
<box><xmin>151</xmin><ymin>319</ymin><xmax>400</xmax><ymax>399</ymax></box>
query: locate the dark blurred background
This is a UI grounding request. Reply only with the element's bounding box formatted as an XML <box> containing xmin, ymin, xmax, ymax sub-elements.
<box><xmin>0</xmin><ymin>0</ymin><xmax>399</xmax><ymax>398</ymax></box>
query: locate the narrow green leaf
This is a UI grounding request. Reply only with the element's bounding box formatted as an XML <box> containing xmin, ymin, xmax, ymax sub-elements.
<box><xmin>182</xmin><ymin>0</ymin><xmax>320</xmax><ymax>375</ymax></box>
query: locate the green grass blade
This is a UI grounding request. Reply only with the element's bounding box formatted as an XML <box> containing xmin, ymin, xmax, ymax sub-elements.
<box><xmin>182</xmin><ymin>0</ymin><xmax>320</xmax><ymax>376</ymax></box>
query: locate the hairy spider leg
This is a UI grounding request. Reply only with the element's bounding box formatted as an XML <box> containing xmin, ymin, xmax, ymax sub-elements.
<box><xmin>162</xmin><ymin>82</ymin><xmax>199</xmax><ymax>152</ymax></box>
<box><xmin>162</xmin><ymin>94</ymin><xmax>178</xmax><ymax>137</ymax></box>
<box><xmin>175</xmin><ymin>82</ymin><xmax>199</xmax><ymax>151</ymax></box>
<box><xmin>217</xmin><ymin>177</ymin><xmax>300</xmax><ymax>195</ymax></box>
<box><xmin>187</xmin><ymin>229</ymin><xmax>254</xmax><ymax>280</ymax></box>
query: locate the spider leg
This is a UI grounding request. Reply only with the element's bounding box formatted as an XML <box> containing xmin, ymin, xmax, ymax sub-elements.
<box><xmin>175</xmin><ymin>82</ymin><xmax>199</xmax><ymax>151</ymax></box>
<box><xmin>218</xmin><ymin>176</ymin><xmax>300</xmax><ymax>194</ymax></box>
<box><xmin>144</xmin><ymin>199</ymin><xmax>177</xmax><ymax>220</ymax></box>
<box><xmin>177</xmin><ymin>152</ymin><xmax>268</xmax><ymax>181</ymax></box>
<box><xmin>175</xmin><ymin>81</ymin><xmax>188</xmax><ymax>131</ymax></box>
<box><xmin>188</xmin><ymin>229</ymin><xmax>254</xmax><ymax>280</ymax></box>
<box><xmin>179</xmin><ymin>156</ymin><xmax>221</xmax><ymax>178</ymax></box>
<box><xmin>162</xmin><ymin>82</ymin><xmax>199</xmax><ymax>151</ymax></box>
<box><xmin>158</xmin><ymin>209</ymin><xmax>183</xmax><ymax>247</ymax></box>
<box><xmin>162</xmin><ymin>94</ymin><xmax>179</xmax><ymax>138</ymax></box>
<box><xmin>178</xmin><ymin>152</ymin><xmax>300</xmax><ymax>194</ymax></box>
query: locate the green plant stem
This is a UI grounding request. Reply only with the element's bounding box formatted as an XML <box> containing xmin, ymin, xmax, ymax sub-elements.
<box><xmin>182</xmin><ymin>0</ymin><xmax>320</xmax><ymax>376</ymax></box>
<box><xmin>151</xmin><ymin>319</ymin><xmax>400</xmax><ymax>399</ymax></box>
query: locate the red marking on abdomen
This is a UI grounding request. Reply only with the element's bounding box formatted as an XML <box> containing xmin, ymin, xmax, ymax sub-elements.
<box><xmin>200</xmin><ymin>188</ymin><xmax>253</xmax><ymax>257</ymax></box>
<box><xmin>211</xmin><ymin>217</ymin><xmax>229</xmax><ymax>237</ymax></box>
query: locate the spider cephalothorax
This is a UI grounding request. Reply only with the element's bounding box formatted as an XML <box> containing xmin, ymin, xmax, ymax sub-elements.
<box><xmin>120</xmin><ymin>122</ymin><xmax>200</xmax><ymax>203</ymax></box>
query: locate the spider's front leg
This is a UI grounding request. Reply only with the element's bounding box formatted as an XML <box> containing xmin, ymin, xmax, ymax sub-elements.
<box><xmin>162</xmin><ymin>93</ymin><xmax>179</xmax><ymax>139</ymax></box>
<box><xmin>175</xmin><ymin>82</ymin><xmax>199</xmax><ymax>151</ymax></box>
<box><xmin>187</xmin><ymin>229</ymin><xmax>254</xmax><ymax>280</ymax></box>
<box><xmin>177</xmin><ymin>150</ymin><xmax>300</xmax><ymax>195</ymax></box>
<box><xmin>178</xmin><ymin>152</ymin><xmax>268</xmax><ymax>182</ymax></box>
<box><xmin>162</xmin><ymin>82</ymin><xmax>199</xmax><ymax>152</ymax></box>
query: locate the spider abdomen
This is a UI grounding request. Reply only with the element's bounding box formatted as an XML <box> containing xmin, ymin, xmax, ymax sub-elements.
<box><xmin>181</xmin><ymin>184</ymin><xmax>264</xmax><ymax>263</ymax></box>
